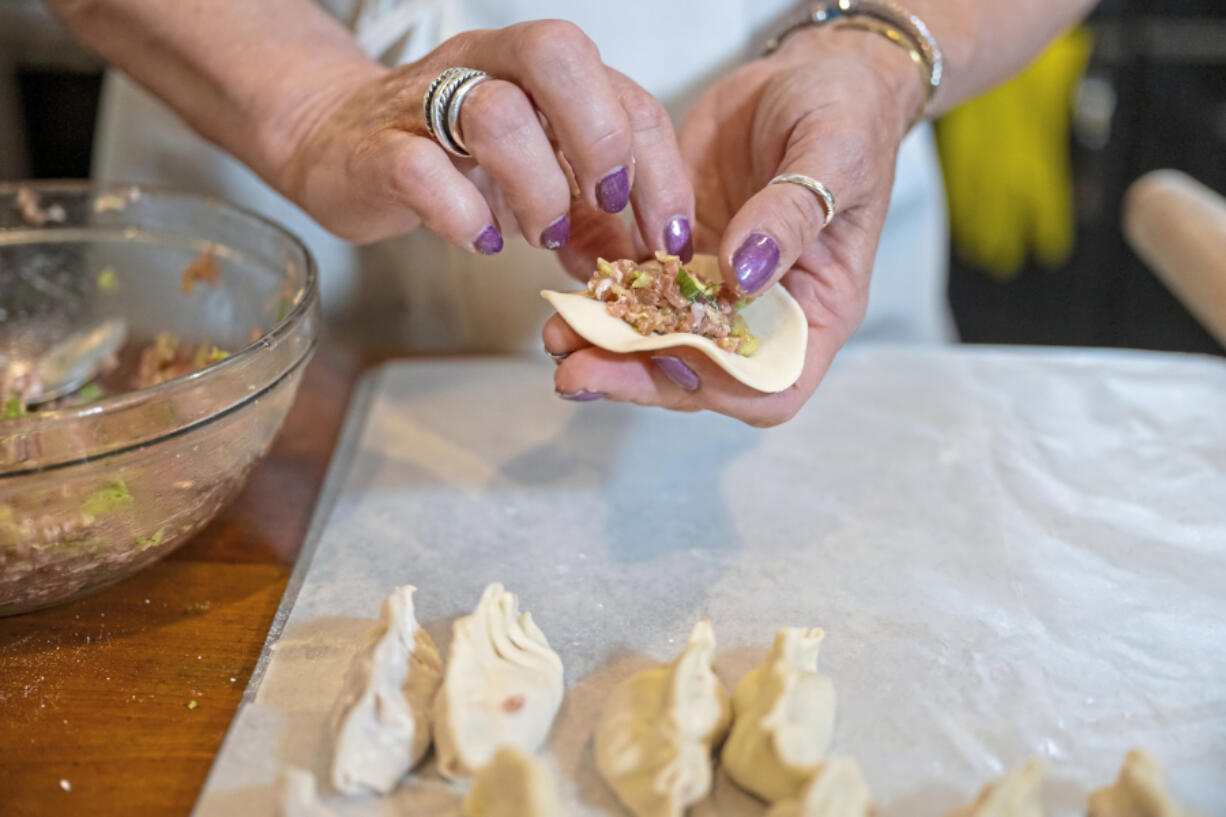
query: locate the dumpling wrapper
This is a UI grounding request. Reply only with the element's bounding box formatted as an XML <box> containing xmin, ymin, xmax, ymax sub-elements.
<box><xmin>463</xmin><ymin>746</ymin><xmax>563</xmax><ymax>817</ymax></box>
<box><xmin>594</xmin><ymin>618</ymin><xmax>732</xmax><ymax>817</ymax></box>
<box><xmin>329</xmin><ymin>585</ymin><xmax>443</xmax><ymax>795</ymax></box>
<box><xmin>764</xmin><ymin>756</ymin><xmax>874</xmax><ymax>817</ymax></box>
<box><xmin>1088</xmin><ymin>749</ymin><xmax>1202</xmax><ymax>817</ymax></box>
<box><xmin>944</xmin><ymin>758</ymin><xmax>1045</xmax><ymax>817</ymax></box>
<box><xmin>541</xmin><ymin>254</ymin><xmax>807</xmax><ymax>393</ymax></box>
<box><xmin>433</xmin><ymin>583</ymin><xmax>564</xmax><ymax>779</ymax></box>
<box><xmin>723</xmin><ymin>627</ymin><xmax>836</xmax><ymax>802</ymax></box>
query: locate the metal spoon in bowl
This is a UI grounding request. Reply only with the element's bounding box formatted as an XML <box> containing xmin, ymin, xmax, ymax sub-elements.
<box><xmin>22</xmin><ymin>317</ymin><xmax>128</xmax><ymax>407</ymax></box>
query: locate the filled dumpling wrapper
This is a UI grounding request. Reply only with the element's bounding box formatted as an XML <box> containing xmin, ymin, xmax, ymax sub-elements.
<box><xmin>279</xmin><ymin>768</ymin><xmax>338</xmax><ymax>817</ymax></box>
<box><xmin>1088</xmin><ymin>750</ymin><xmax>1202</xmax><ymax>817</ymax></box>
<box><xmin>594</xmin><ymin>619</ymin><xmax>732</xmax><ymax>817</ymax></box>
<box><xmin>330</xmin><ymin>585</ymin><xmax>443</xmax><ymax>795</ymax></box>
<box><xmin>944</xmin><ymin>758</ymin><xmax>1045</xmax><ymax>817</ymax></box>
<box><xmin>462</xmin><ymin>746</ymin><xmax>563</xmax><ymax>817</ymax></box>
<box><xmin>723</xmin><ymin>627</ymin><xmax>836</xmax><ymax>802</ymax></box>
<box><xmin>433</xmin><ymin>583</ymin><xmax>564</xmax><ymax>779</ymax></box>
<box><xmin>542</xmin><ymin>253</ymin><xmax>807</xmax><ymax>393</ymax></box>
<box><xmin>764</xmin><ymin>756</ymin><xmax>874</xmax><ymax>817</ymax></box>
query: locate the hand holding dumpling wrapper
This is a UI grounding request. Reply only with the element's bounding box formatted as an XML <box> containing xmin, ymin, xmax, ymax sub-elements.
<box><xmin>543</xmin><ymin>253</ymin><xmax>807</xmax><ymax>394</ymax></box>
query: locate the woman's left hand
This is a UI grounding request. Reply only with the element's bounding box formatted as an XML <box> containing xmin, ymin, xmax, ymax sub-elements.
<box><xmin>544</xmin><ymin>26</ymin><xmax>927</xmax><ymax>426</ymax></box>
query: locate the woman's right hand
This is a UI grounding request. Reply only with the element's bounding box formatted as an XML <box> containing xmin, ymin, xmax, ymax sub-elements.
<box><xmin>272</xmin><ymin>20</ymin><xmax>693</xmax><ymax>262</ymax></box>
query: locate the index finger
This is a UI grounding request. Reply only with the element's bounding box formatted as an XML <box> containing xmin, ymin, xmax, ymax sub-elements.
<box><xmin>607</xmin><ymin>70</ymin><xmax>695</xmax><ymax>262</ymax></box>
<box><xmin>462</xmin><ymin>21</ymin><xmax>634</xmax><ymax>215</ymax></box>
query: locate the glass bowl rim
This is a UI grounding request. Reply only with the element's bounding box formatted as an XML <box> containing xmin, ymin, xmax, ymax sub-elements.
<box><xmin>0</xmin><ymin>179</ymin><xmax>321</xmax><ymax>476</ymax></box>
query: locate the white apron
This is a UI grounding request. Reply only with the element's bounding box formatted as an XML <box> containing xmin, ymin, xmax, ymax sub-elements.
<box><xmin>93</xmin><ymin>0</ymin><xmax>953</xmax><ymax>352</ymax></box>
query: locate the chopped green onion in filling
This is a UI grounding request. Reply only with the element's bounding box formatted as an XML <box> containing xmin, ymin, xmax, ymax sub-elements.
<box><xmin>97</xmin><ymin>267</ymin><xmax>120</xmax><ymax>293</ymax></box>
<box><xmin>76</xmin><ymin>383</ymin><xmax>103</xmax><ymax>403</ymax></box>
<box><xmin>676</xmin><ymin>267</ymin><xmax>718</xmax><ymax>302</ymax></box>
<box><xmin>584</xmin><ymin>253</ymin><xmax>760</xmax><ymax>356</ymax></box>
<box><xmin>81</xmin><ymin>478</ymin><xmax>133</xmax><ymax>517</ymax></box>
<box><xmin>3</xmin><ymin>396</ymin><xmax>25</xmax><ymax>419</ymax></box>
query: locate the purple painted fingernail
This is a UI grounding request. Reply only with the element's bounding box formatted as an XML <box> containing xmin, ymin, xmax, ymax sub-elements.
<box><xmin>733</xmin><ymin>232</ymin><xmax>780</xmax><ymax>294</ymax></box>
<box><xmin>653</xmin><ymin>355</ymin><xmax>699</xmax><ymax>391</ymax></box>
<box><xmin>557</xmin><ymin>388</ymin><xmax>606</xmax><ymax>402</ymax></box>
<box><xmin>541</xmin><ymin>215</ymin><xmax>570</xmax><ymax>250</ymax></box>
<box><xmin>664</xmin><ymin>217</ymin><xmax>693</xmax><ymax>262</ymax></box>
<box><xmin>596</xmin><ymin>167</ymin><xmax>629</xmax><ymax>213</ymax></box>
<box><xmin>549</xmin><ymin>351</ymin><xmax>570</xmax><ymax>364</ymax></box>
<box><xmin>474</xmin><ymin>224</ymin><xmax>503</xmax><ymax>255</ymax></box>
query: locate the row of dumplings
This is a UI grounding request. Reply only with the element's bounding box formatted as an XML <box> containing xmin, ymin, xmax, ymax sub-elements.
<box><xmin>280</xmin><ymin>583</ymin><xmax>565</xmax><ymax>816</ymax></box>
<box><xmin>282</xmin><ymin>582</ymin><xmax>1203</xmax><ymax>817</ymax></box>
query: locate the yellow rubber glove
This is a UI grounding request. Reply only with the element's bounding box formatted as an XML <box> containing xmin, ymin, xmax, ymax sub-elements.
<box><xmin>936</xmin><ymin>28</ymin><xmax>1094</xmax><ymax>281</ymax></box>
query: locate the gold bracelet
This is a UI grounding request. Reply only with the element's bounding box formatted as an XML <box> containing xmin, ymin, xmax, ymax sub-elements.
<box><xmin>764</xmin><ymin>0</ymin><xmax>944</xmax><ymax>127</ymax></box>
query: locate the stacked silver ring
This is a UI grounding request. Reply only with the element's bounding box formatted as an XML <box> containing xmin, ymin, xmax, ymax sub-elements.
<box><xmin>423</xmin><ymin>67</ymin><xmax>493</xmax><ymax>158</ymax></box>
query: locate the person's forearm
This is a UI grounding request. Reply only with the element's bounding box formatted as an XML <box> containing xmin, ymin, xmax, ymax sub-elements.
<box><xmin>44</xmin><ymin>0</ymin><xmax>383</xmax><ymax>188</ymax></box>
<box><xmin>905</xmin><ymin>0</ymin><xmax>1099</xmax><ymax>115</ymax></box>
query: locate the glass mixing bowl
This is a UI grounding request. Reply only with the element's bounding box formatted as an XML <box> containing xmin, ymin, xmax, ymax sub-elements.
<box><xmin>0</xmin><ymin>181</ymin><xmax>320</xmax><ymax>615</ymax></box>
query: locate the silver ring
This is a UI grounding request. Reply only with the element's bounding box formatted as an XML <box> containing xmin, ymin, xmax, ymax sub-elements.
<box><xmin>769</xmin><ymin>173</ymin><xmax>836</xmax><ymax>226</ymax></box>
<box><xmin>422</xmin><ymin>67</ymin><xmax>490</xmax><ymax>158</ymax></box>
<box><xmin>446</xmin><ymin>72</ymin><xmax>494</xmax><ymax>156</ymax></box>
<box><xmin>427</xmin><ymin>67</ymin><xmax>484</xmax><ymax>156</ymax></box>
<box><xmin>421</xmin><ymin>68</ymin><xmax>463</xmax><ymax>139</ymax></box>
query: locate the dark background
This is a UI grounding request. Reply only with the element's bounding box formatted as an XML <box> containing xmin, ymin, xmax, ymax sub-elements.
<box><xmin>2</xmin><ymin>0</ymin><xmax>1224</xmax><ymax>357</ymax></box>
<box><xmin>947</xmin><ymin>0</ymin><xmax>1226</xmax><ymax>356</ymax></box>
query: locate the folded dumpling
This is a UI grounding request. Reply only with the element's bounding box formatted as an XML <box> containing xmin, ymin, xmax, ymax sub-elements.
<box><xmin>433</xmin><ymin>583</ymin><xmax>564</xmax><ymax>779</ymax></box>
<box><xmin>1088</xmin><ymin>750</ymin><xmax>1200</xmax><ymax>817</ymax></box>
<box><xmin>945</xmin><ymin>759</ymin><xmax>1045</xmax><ymax>817</ymax></box>
<box><xmin>463</xmin><ymin>746</ymin><xmax>563</xmax><ymax>817</ymax></box>
<box><xmin>330</xmin><ymin>585</ymin><xmax>442</xmax><ymax>795</ymax></box>
<box><xmin>723</xmin><ymin>627</ymin><xmax>836</xmax><ymax>802</ymax></box>
<box><xmin>764</xmin><ymin>756</ymin><xmax>873</xmax><ymax>817</ymax></box>
<box><xmin>594</xmin><ymin>619</ymin><xmax>732</xmax><ymax>817</ymax></box>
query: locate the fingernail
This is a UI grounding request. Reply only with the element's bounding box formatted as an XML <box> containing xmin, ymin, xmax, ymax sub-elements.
<box><xmin>541</xmin><ymin>215</ymin><xmax>570</xmax><ymax>250</ymax></box>
<box><xmin>664</xmin><ymin>217</ymin><xmax>693</xmax><ymax>262</ymax></box>
<box><xmin>596</xmin><ymin>167</ymin><xmax>629</xmax><ymax>214</ymax></box>
<box><xmin>474</xmin><ymin>224</ymin><xmax>503</xmax><ymax>255</ymax></box>
<box><xmin>548</xmin><ymin>351</ymin><xmax>570</xmax><ymax>364</ymax></box>
<box><xmin>557</xmin><ymin>388</ymin><xmax>606</xmax><ymax>402</ymax></box>
<box><xmin>733</xmin><ymin>232</ymin><xmax>780</xmax><ymax>294</ymax></box>
<box><xmin>653</xmin><ymin>355</ymin><xmax>699</xmax><ymax>391</ymax></box>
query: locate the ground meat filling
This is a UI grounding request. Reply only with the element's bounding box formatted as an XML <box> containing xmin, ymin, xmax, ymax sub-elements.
<box><xmin>585</xmin><ymin>252</ymin><xmax>760</xmax><ymax>356</ymax></box>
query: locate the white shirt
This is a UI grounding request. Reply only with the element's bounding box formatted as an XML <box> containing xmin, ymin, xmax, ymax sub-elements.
<box><xmin>93</xmin><ymin>0</ymin><xmax>952</xmax><ymax>352</ymax></box>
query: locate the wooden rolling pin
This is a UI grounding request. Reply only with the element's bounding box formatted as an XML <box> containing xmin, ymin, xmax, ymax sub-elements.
<box><xmin>1123</xmin><ymin>169</ymin><xmax>1226</xmax><ymax>348</ymax></box>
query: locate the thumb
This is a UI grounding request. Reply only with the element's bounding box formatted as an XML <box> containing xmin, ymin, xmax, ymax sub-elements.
<box><xmin>718</xmin><ymin>121</ymin><xmax>870</xmax><ymax>299</ymax></box>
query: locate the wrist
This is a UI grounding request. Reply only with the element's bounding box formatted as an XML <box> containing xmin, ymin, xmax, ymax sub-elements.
<box><xmin>771</xmin><ymin>24</ymin><xmax>928</xmax><ymax>135</ymax></box>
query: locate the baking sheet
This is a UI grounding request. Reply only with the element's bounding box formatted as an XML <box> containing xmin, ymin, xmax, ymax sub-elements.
<box><xmin>193</xmin><ymin>348</ymin><xmax>1226</xmax><ymax>816</ymax></box>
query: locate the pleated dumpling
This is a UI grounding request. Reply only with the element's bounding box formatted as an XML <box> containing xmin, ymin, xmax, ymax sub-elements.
<box><xmin>330</xmin><ymin>585</ymin><xmax>443</xmax><ymax>795</ymax></box>
<box><xmin>723</xmin><ymin>627</ymin><xmax>836</xmax><ymax>802</ymax></box>
<box><xmin>462</xmin><ymin>746</ymin><xmax>563</xmax><ymax>817</ymax></box>
<box><xmin>594</xmin><ymin>619</ymin><xmax>732</xmax><ymax>817</ymax></box>
<box><xmin>944</xmin><ymin>759</ymin><xmax>1046</xmax><ymax>817</ymax></box>
<box><xmin>1088</xmin><ymin>750</ymin><xmax>1200</xmax><ymax>817</ymax></box>
<box><xmin>433</xmin><ymin>583</ymin><xmax>564</xmax><ymax>779</ymax></box>
<box><xmin>765</xmin><ymin>756</ymin><xmax>873</xmax><ymax>817</ymax></box>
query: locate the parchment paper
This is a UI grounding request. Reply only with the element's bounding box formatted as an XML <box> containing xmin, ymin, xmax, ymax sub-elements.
<box><xmin>193</xmin><ymin>348</ymin><xmax>1226</xmax><ymax>817</ymax></box>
